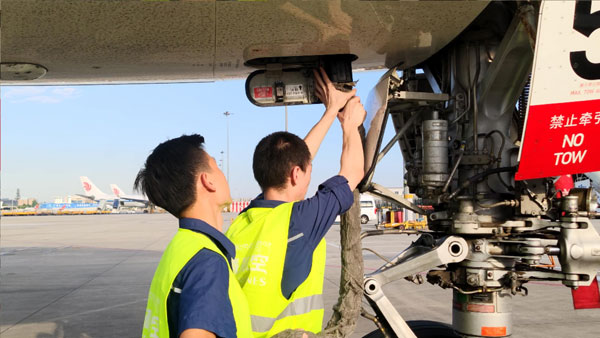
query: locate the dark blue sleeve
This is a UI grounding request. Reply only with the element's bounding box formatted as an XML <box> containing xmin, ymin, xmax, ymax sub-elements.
<box><xmin>176</xmin><ymin>249</ymin><xmax>236</xmax><ymax>338</ymax></box>
<box><xmin>289</xmin><ymin>175</ymin><xmax>354</xmax><ymax>244</ymax></box>
<box><xmin>281</xmin><ymin>175</ymin><xmax>354</xmax><ymax>298</ymax></box>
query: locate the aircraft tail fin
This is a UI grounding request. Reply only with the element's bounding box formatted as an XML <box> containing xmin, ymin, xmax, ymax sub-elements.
<box><xmin>110</xmin><ymin>184</ymin><xmax>124</xmax><ymax>197</ymax></box>
<box><xmin>80</xmin><ymin>176</ymin><xmax>106</xmax><ymax>198</ymax></box>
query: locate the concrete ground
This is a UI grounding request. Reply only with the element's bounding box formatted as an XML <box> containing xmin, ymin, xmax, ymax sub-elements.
<box><xmin>1</xmin><ymin>213</ymin><xmax>599</xmax><ymax>338</ymax></box>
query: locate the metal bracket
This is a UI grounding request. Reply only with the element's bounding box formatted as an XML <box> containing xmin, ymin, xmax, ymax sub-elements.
<box><xmin>363</xmin><ymin>236</ymin><xmax>469</xmax><ymax>337</ymax></box>
<box><xmin>559</xmin><ymin>217</ymin><xmax>600</xmax><ymax>287</ymax></box>
<box><xmin>391</xmin><ymin>91</ymin><xmax>449</xmax><ymax>102</ymax></box>
<box><xmin>520</xmin><ymin>269</ymin><xmax>567</xmax><ymax>281</ymax></box>
<box><xmin>367</xmin><ymin>236</ymin><xmax>469</xmax><ymax>285</ymax></box>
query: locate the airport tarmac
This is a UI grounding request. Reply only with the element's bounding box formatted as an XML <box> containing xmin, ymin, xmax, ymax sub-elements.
<box><xmin>2</xmin><ymin>213</ymin><xmax>599</xmax><ymax>338</ymax></box>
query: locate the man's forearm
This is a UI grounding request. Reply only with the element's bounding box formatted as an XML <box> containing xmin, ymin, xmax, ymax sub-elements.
<box><xmin>304</xmin><ymin>109</ymin><xmax>337</xmax><ymax>160</ymax></box>
<box><xmin>338</xmin><ymin>126</ymin><xmax>364</xmax><ymax>191</ymax></box>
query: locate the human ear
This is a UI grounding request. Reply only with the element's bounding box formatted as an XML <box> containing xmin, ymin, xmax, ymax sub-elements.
<box><xmin>199</xmin><ymin>172</ymin><xmax>216</xmax><ymax>193</ymax></box>
<box><xmin>290</xmin><ymin>166</ymin><xmax>301</xmax><ymax>187</ymax></box>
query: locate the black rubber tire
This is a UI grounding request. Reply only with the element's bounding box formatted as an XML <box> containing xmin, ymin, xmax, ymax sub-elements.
<box><xmin>363</xmin><ymin>320</ymin><xmax>459</xmax><ymax>338</ymax></box>
<box><xmin>361</xmin><ymin>215</ymin><xmax>369</xmax><ymax>224</ymax></box>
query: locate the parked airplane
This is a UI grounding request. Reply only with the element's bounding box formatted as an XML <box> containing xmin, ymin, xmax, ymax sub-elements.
<box><xmin>77</xmin><ymin>176</ymin><xmax>114</xmax><ymax>201</ymax></box>
<box><xmin>79</xmin><ymin>177</ymin><xmax>146</xmax><ymax>209</ymax></box>
<box><xmin>110</xmin><ymin>184</ymin><xmax>149</xmax><ymax>205</ymax></box>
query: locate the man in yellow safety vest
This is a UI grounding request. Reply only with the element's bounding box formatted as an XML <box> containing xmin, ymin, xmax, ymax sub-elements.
<box><xmin>227</xmin><ymin>69</ymin><xmax>366</xmax><ymax>337</ymax></box>
<box><xmin>137</xmin><ymin>134</ymin><xmax>252</xmax><ymax>338</ymax></box>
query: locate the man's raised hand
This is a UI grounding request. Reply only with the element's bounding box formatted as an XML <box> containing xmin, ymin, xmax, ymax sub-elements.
<box><xmin>338</xmin><ymin>96</ymin><xmax>366</xmax><ymax>131</ymax></box>
<box><xmin>313</xmin><ymin>67</ymin><xmax>356</xmax><ymax>113</ymax></box>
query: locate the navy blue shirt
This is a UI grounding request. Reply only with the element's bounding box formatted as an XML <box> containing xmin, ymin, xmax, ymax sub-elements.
<box><xmin>244</xmin><ymin>175</ymin><xmax>354</xmax><ymax>299</ymax></box>
<box><xmin>167</xmin><ymin>218</ymin><xmax>237</xmax><ymax>338</ymax></box>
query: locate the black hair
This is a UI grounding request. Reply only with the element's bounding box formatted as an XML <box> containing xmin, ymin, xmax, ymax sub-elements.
<box><xmin>252</xmin><ymin>131</ymin><xmax>311</xmax><ymax>191</ymax></box>
<box><xmin>134</xmin><ymin>134</ymin><xmax>210</xmax><ymax>218</ymax></box>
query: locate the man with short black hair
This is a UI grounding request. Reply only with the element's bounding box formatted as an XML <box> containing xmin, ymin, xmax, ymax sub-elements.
<box><xmin>252</xmin><ymin>131</ymin><xmax>312</xmax><ymax>193</ymax></box>
<box><xmin>137</xmin><ymin>134</ymin><xmax>252</xmax><ymax>338</ymax></box>
<box><xmin>226</xmin><ymin>69</ymin><xmax>366</xmax><ymax>337</ymax></box>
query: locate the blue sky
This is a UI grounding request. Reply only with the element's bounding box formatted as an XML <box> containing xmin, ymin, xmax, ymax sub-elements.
<box><xmin>1</xmin><ymin>70</ymin><xmax>404</xmax><ymax>202</ymax></box>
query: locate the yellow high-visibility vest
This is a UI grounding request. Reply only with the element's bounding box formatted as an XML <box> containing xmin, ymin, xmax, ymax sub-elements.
<box><xmin>226</xmin><ymin>202</ymin><xmax>326</xmax><ymax>338</ymax></box>
<box><xmin>142</xmin><ymin>228</ymin><xmax>253</xmax><ymax>338</ymax></box>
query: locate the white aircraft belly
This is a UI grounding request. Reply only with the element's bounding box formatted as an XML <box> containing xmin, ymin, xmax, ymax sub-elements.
<box><xmin>1</xmin><ymin>0</ymin><xmax>489</xmax><ymax>84</ymax></box>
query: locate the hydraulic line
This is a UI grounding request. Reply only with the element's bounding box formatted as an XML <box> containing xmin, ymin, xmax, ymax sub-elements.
<box><xmin>363</xmin><ymin>248</ymin><xmax>393</xmax><ymax>264</ymax></box>
<box><xmin>477</xmin><ymin>200</ymin><xmax>519</xmax><ymax>208</ymax></box>
<box><xmin>473</xmin><ymin>43</ymin><xmax>481</xmax><ymax>154</ymax></box>
<box><xmin>442</xmin><ymin>143</ymin><xmax>466</xmax><ymax>193</ymax></box>
<box><xmin>485</xmin><ymin>130</ymin><xmax>513</xmax><ymax>190</ymax></box>
<box><xmin>450</xmin><ymin>46</ymin><xmax>471</xmax><ymax>125</ymax></box>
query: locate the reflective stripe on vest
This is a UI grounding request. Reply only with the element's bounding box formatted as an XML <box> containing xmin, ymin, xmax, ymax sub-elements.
<box><xmin>250</xmin><ymin>294</ymin><xmax>324</xmax><ymax>333</ymax></box>
<box><xmin>226</xmin><ymin>202</ymin><xmax>327</xmax><ymax>338</ymax></box>
<box><xmin>142</xmin><ymin>228</ymin><xmax>253</xmax><ymax>338</ymax></box>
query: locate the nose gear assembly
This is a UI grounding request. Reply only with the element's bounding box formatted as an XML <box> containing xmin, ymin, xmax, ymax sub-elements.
<box><xmin>358</xmin><ymin>2</ymin><xmax>600</xmax><ymax>337</ymax></box>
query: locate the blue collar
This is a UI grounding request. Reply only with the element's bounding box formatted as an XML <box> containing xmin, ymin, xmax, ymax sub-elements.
<box><xmin>247</xmin><ymin>198</ymin><xmax>286</xmax><ymax>210</ymax></box>
<box><xmin>179</xmin><ymin>218</ymin><xmax>236</xmax><ymax>263</ymax></box>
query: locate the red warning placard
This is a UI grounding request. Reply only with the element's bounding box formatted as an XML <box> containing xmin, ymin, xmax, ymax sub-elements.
<box><xmin>253</xmin><ymin>86</ymin><xmax>273</xmax><ymax>99</ymax></box>
<box><xmin>516</xmin><ymin>1</ymin><xmax>600</xmax><ymax>180</ymax></box>
<box><xmin>516</xmin><ymin>99</ymin><xmax>600</xmax><ymax>180</ymax></box>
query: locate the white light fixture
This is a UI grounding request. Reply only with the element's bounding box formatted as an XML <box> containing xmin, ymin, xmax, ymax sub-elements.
<box><xmin>1</xmin><ymin>63</ymin><xmax>47</xmax><ymax>81</ymax></box>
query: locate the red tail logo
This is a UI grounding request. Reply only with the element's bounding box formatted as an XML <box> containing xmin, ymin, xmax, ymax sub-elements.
<box><xmin>83</xmin><ymin>182</ymin><xmax>91</xmax><ymax>192</ymax></box>
<box><xmin>113</xmin><ymin>188</ymin><xmax>120</xmax><ymax>196</ymax></box>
